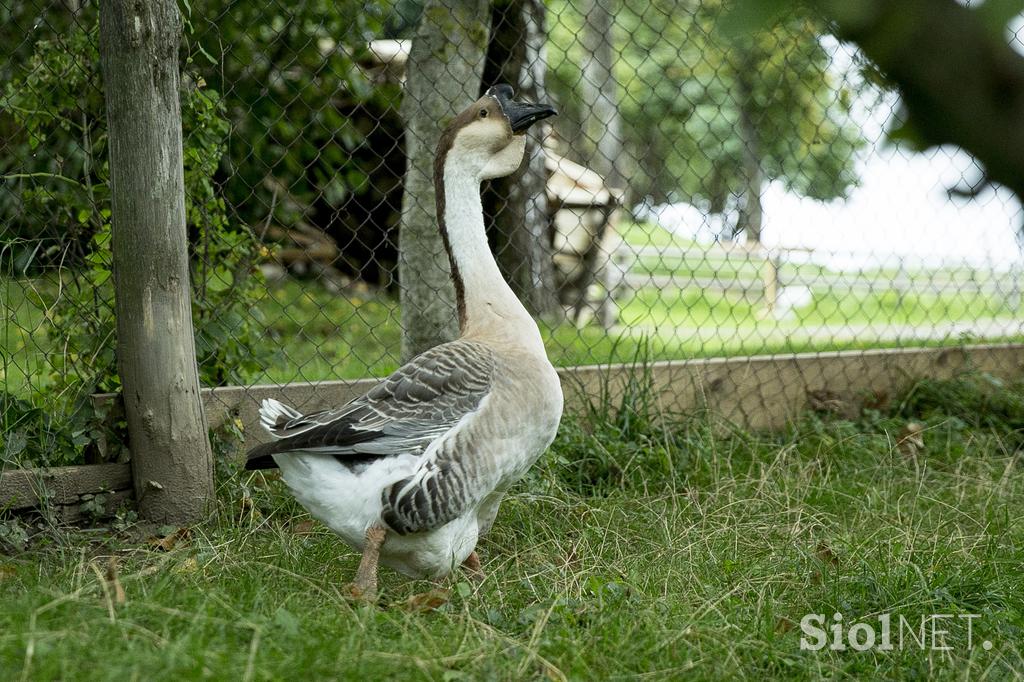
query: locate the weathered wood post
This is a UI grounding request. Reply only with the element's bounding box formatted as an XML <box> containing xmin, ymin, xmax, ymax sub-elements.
<box><xmin>99</xmin><ymin>0</ymin><xmax>214</xmax><ymax>523</ymax></box>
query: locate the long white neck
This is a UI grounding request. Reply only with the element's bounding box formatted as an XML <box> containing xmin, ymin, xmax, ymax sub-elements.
<box><xmin>441</xmin><ymin>160</ymin><xmax>545</xmax><ymax>353</ymax></box>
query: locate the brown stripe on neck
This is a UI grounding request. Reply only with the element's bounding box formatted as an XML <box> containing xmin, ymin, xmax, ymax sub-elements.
<box><xmin>433</xmin><ymin>124</ymin><xmax>467</xmax><ymax>331</ymax></box>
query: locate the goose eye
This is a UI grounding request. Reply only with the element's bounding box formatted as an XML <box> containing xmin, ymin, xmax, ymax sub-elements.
<box><xmin>479</xmin><ymin>108</ymin><xmax>488</xmax><ymax>118</ymax></box>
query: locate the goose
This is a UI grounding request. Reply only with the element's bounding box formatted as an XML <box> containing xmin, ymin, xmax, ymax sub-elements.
<box><xmin>245</xmin><ymin>84</ymin><xmax>563</xmax><ymax>599</ymax></box>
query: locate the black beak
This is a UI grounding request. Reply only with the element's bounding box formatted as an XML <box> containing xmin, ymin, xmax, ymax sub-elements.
<box><xmin>506</xmin><ymin>101</ymin><xmax>558</xmax><ymax>133</ymax></box>
<box><xmin>486</xmin><ymin>84</ymin><xmax>557</xmax><ymax>134</ymax></box>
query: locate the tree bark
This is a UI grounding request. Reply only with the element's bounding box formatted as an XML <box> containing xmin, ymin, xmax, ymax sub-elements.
<box><xmin>580</xmin><ymin>0</ymin><xmax>624</xmax><ymax>190</ymax></box>
<box><xmin>734</xmin><ymin>63</ymin><xmax>774</xmax><ymax>314</ymax></box>
<box><xmin>399</xmin><ymin>0</ymin><xmax>490</xmax><ymax>360</ymax></box>
<box><xmin>573</xmin><ymin>0</ymin><xmax>624</xmax><ymax>324</ymax></box>
<box><xmin>482</xmin><ymin>0</ymin><xmax>559</xmax><ymax>319</ymax></box>
<box><xmin>100</xmin><ymin>0</ymin><xmax>214</xmax><ymax>524</ymax></box>
<box><xmin>735</xmin><ymin>68</ymin><xmax>763</xmax><ymax>245</ymax></box>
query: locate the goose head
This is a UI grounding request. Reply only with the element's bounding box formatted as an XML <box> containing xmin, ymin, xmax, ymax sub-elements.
<box><xmin>437</xmin><ymin>84</ymin><xmax>557</xmax><ymax>180</ymax></box>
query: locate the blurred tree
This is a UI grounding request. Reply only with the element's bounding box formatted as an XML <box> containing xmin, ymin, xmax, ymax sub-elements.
<box><xmin>579</xmin><ymin>0</ymin><xmax>626</xmax><ymax>191</ymax></box>
<box><xmin>733</xmin><ymin>50</ymin><xmax>764</xmax><ymax>243</ymax></box>
<box><xmin>801</xmin><ymin>0</ymin><xmax>1024</xmax><ymax>202</ymax></box>
<box><xmin>547</xmin><ymin>0</ymin><xmax>865</xmax><ymax>239</ymax></box>
<box><xmin>482</xmin><ymin>0</ymin><xmax>560</xmax><ymax>319</ymax></box>
<box><xmin>399</xmin><ymin>0</ymin><xmax>490</xmax><ymax>359</ymax></box>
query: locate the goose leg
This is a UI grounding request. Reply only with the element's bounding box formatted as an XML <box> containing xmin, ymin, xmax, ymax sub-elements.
<box><xmin>462</xmin><ymin>550</ymin><xmax>485</xmax><ymax>582</ymax></box>
<box><xmin>348</xmin><ymin>525</ymin><xmax>387</xmax><ymax>600</ymax></box>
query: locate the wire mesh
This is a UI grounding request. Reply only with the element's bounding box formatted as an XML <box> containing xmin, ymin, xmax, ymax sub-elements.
<box><xmin>2</xmin><ymin>0</ymin><xmax>1022</xmax><ymax>468</ymax></box>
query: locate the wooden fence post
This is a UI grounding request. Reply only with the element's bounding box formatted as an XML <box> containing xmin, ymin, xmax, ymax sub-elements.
<box><xmin>99</xmin><ymin>0</ymin><xmax>214</xmax><ymax>523</ymax></box>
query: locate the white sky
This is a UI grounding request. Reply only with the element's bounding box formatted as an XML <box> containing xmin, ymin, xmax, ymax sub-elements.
<box><xmin>649</xmin><ymin>37</ymin><xmax>1024</xmax><ymax>272</ymax></box>
<box><xmin>760</xmin><ymin>147</ymin><xmax>1023</xmax><ymax>270</ymax></box>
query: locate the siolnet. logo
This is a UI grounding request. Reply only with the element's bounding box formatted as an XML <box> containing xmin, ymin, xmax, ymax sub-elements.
<box><xmin>799</xmin><ymin>612</ymin><xmax>992</xmax><ymax>652</ymax></box>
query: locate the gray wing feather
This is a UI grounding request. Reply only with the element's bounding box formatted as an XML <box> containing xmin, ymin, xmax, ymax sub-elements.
<box><xmin>249</xmin><ymin>340</ymin><xmax>502</xmax><ymax>535</ymax></box>
<box><xmin>258</xmin><ymin>340</ymin><xmax>494</xmax><ymax>458</ymax></box>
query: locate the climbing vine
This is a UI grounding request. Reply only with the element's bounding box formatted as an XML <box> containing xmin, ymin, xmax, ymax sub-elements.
<box><xmin>0</xmin><ymin>7</ymin><xmax>267</xmax><ymax>466</ymax></box>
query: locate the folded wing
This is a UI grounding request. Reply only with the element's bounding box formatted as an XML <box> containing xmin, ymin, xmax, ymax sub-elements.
<box><xmin>244</xmin><ymin>340</ymin><xmax>494</xmax><ymax>469</ymax></box>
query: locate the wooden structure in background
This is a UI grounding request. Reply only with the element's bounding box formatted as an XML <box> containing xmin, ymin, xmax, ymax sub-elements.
<box><xmin>546</xmin><ymin>149</ymin><xmax>623</xmax><ymax>326</ymax></box>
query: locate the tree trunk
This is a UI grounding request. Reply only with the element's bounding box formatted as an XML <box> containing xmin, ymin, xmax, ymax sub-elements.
<box><xmin>735</xmin><ymin>70</ymin><xmax>763</xmax><ymax>245</ymax></box>
<box><xmin>580</xmin><ymin>0</ymin><xmax>624</xmax><ymax>189</ymax></box>
<box><xmin>574</xmin><ymin>0</ymin><xmax>623</xmax><ymax>324</ymax></box>
<box><xmin>482</xmin><ymin>0</ymin><xmax>559</xmax><ymax>319</ymax></box>
<box><xmin>99</xmin><ymin>0</ymin><xmax>214</xmax><ymax>523</ymax></box>
<box><xmin>734</xmin><ymin>67</ymin><xmax>773</xmax><ymax>314</ymax></box>
<box><xmin>399</xmin><ymin>0</ymin><xmax>490</xmax><ymax>360</ymax></box>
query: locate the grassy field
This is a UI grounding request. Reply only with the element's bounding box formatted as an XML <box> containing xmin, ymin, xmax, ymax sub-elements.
<box><xmin>2</xmin><ymin>374</ymin><xmax>1023</xmax><ymax>679</ymax></box>
<box><xmin>10</xmin><ymin>271</ymin><xmax>1022</xmax><ymax>470</ymax></box>
<box><xmin>616</xmin><ymin>221</ymin><xmax>1019</xmax><ymax>326</ymax></box>
<box><xmin>4</xmin><ymin>268</ymin><xmax>1019</xmax><ymax>396</ymax></box>
<box><xmin>4</xmin><ymin>244</ymin><xmax>1022</xmax><ymax>468</ymax></box>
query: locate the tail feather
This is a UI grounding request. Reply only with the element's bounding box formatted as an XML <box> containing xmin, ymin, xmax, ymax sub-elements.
<box><xmin>247</xmin><ymin>398</ymin><xmax>304</xmax><ymax>470</ymax></box>
<box><xmin>259</xmin><ymin>398</ymin><xmax>303</xmax><ymax>434</ymax></box>
<box><xmin>245</xmin><ymin>440</ymin><xmax>283</xmax><ymax>470</ymax></box>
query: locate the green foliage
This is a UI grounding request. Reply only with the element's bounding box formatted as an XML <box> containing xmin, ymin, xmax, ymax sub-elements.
<box><xmin>547</xmin><ymin>0</ymin><xmax>865</xmax><ymax>207</ymax></box>
<box><xmin>0</xmin><ymin>11</ymin><xmax>107</xmax><ymax>273</ymax></box>
<box><xmin>898</xmin><ymin>372</ymin><xmax>1024</xmax><ymax>441</ymax></box>
<box><xmin>0</xmin><ymin>7</ymin><xmax>267</xmax><ymax>465</ymax></box>
<box><xmin>0</xmin><ymin>518</ymin><xmax>29</xmax><ymax>552</ymax></box>
<box><xmin>0</xmin><ymin>387</ymin><xmax>112</xmax><ymax>466</ymax></box>
<box><xmin>190</xmin><ymin>0</ymin><xmax>398</xmax><ymax>259</ymax></box>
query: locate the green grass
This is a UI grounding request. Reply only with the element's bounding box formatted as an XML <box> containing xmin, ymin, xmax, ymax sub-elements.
<box><xmin>5</xmin><ymin>274</ymin><xmax>1016</xmax><ymax>394</ymax></box>
<box><xmin>252</xmin><ymin>281</ymin><xmax>402</xmax><ymax>384</ymax></box>
<box><xmin>4</xmin><ymin>274</ymin><xmax>1022</xmax><ymax>466</ymax></box>
<box><xmin>615</xmin><ymin>221</ymin><xmax>1019</xmax><ymax>326</ymax></box>
<box><xmin>798</xmin><ymin>288</ymin><xmax>1014</xmax><ymax>326</ymax></box>
<box><xmin>2</xmin><ymin>373</ymin><xmax>1023</xmax><ymax>679</ymax></box>
<box><xmin>617</xmin><ymin>219</ymin><xmax>692</xmax><ymax>249</ymax></box>
<box><xmin>616</xmin><ymin>286</ymin><xmax>1017</xmax><ymax>331</ymax></box>
<box><xmin>1</xmin><ymin>278</ymin><xmax>54</xmax><ymax>398</ymax></box>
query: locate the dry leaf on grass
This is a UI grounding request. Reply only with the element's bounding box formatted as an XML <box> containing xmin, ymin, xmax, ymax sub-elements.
<box><xmin>807</xmin><ymin>389</ymin><xmax>848</xmax><ymax>416</ymax></box>
<box><xmin>148</xmin><ymin>527</ymin><xmax>191</xmax><ymax>552</ymax></box>
<box><xmin>402</xmin><ymin>588</ymin><xmax>450</xmax><ymax>612</ymax></box>
<box><xmin>775</xmin><ymin>617</ymin><xmax>796</xmax><ymax>634</ymax></box>
<box><xmin>106</xmin><ymin>557</ymin><xmax>126</xmax><ymax>604</ymax></box>
<box><xmin>897</xmin><ymin>421</ymin><xmax>926</xmax><ymax>458</ymax></box>
<box><xmin>815</xmin><ymin>542</ymin><xmax>840</xmax><ymax>567</ymax></box>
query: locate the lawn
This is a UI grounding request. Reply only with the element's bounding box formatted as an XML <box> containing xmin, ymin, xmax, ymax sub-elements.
<box><xmin>1</xmin><ymin>373</ymin><xmax>1023</xmax><ymax>679</ymax></box>
<box><xmin>5</xmin><ymin>271</ymin><xmax>1018</xmax><ymax>395</ymax></box>
<box><xmin>616</xmin><ymin>221</ymin><xmax>1020</xmax><ymax>327</ymax></box>
<box><xmin>4</xmin><ymin>269</ymin><xmax>1023</xmax><ymax>468</ymax></box>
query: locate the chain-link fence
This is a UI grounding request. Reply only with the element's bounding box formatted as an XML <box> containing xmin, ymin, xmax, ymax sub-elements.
<box><xmin>3</xmin><ymin>0</ymin><xmax>1023</xmax><ymax>468</ymax></box>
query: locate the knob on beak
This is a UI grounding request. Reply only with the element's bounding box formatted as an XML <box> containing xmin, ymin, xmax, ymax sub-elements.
<box><xmin>486</xmin><ymin>84</ymin><xmax>558</xmax><ymax>134</ymax></box>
